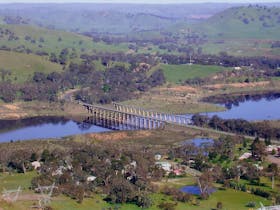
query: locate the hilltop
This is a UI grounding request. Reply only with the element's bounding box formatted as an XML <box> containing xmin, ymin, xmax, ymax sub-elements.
<box><xmin>0</xmin><ymin>50</ymin><xmax>63</xmax><ymax>84</ymax></box>
<box><xmin>0</xmin><ymin>3</ymin><xmax>234</xmax><ymax>34</ymax></box>
<box><xmin>0</xmin><ymin>24</ymin><xmax>128</xmax><ymax>55</ymax></box>
<box><xmin>196</xmin><ymin>5</ymin><xmax>280</xmax><ymax>39</ymax></box>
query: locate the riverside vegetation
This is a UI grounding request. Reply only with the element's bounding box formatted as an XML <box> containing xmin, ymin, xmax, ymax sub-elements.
<box><xmin>0</xmin><ymin>2</ymin><xmax>280</xmax><ymax>210</ymax></box>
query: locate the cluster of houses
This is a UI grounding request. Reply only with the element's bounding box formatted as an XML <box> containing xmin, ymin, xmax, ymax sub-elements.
<box><xmin>239</xmin><ymin>144</ymin><xmax>280</xmax><ymax>161</ymax></box>
<box><xmin>154</xmin><ymin>154</ymin><xmax>201</xmax><ymax>177</ymax></box>
<box><xmin>266</xmin><ymin>145</ymin><xmax>280</xmax><ymax>156</ymax></box>
<box><xmin>30</xmin><ymin>152</ymin><xmax>201</xmax><ymax>182</ymax></box>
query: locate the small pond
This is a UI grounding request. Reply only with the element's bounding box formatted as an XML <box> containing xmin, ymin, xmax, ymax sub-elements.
<box><xmin>183</xmin><ymin>138</ymin><xmax>214</xmax><ymax>147</ymax></box>
<box><xmin>180</xmin><ymin>185</ymin><xmax>216</xmax><ymax>195</ymax></box>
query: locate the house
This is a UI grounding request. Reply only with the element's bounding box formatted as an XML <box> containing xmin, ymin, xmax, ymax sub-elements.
<box><xmin>234</xmin><ymin>67</ymin><xmax>242</xmax><ymax>70</ymax></box>
<box><xmin>87</xmin><ymin>176</ymin><xmax>97</xmax><ymax>182</ymax></box>
<box><xmin>266</xmin><ymin>145</ymin><xmax>280</xmax><ymax>153</ymax></box>
<box><xmin>239</xmin><ymin>152</ymin><xmax>252</xmax><ymax>160</ymax></box>
<box><xmin>155</xmin><ymin>161</ymin><xmax>172</xmax><ymax>172</ymax></box>
<box><xmin>154</xmin><ymin>154</ymin><xmax>162</xmax><ymax>161</ymax></box>
<box><xmin>31</xmin><ymin>161</ymin><xmax>41</xmax><ymax>170</ymax></box>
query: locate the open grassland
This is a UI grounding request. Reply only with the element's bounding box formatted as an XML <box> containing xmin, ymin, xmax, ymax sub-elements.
<box><xmin>50</xmin><ymin>190</ymin><xmax>271</xmax><ymax>210</ymax></box>
<box><xmin>202</xmin><ymin>38</ymin><xmax>280</xmax><ymax>58</ymax></box>
<box><xmin>0</xmin><ymin>101</ymin><xmax>88</xmax><ymax>120</ymax></box>
<box><xmin>122</xmin><ymin>84</ymin><xmax>226</xmax><ymax>114</ymax></box>
<box><xmin>0</xmin><ymin>50</ymin><xmax>63</xmax><ymax>83</ymax></box>
<box><xmin>0</xmin><ymin>24</ymin><xmax>129</xmax><ymax>55</ymax></box>
<box><xmin>196</xmin><ymin>6</ymin><xmax>280</xmax><ymax>40</ymax></box>
<box><xmin>123</xmin><ymin>97</ymin><xmax>224</xmax><ymax>114</ymax></box>
<box><xmin>151</xmin><ymin>64</ymin><xmax>230</xmax><ymax>84</ymax></box>
<box><xmin>123</xmin><ymin>79</ymin><xmax>280</xmax><ymax>115</ymax></box>
<box><xmin>0</xmin><ymin>171</ymin><xmax>36</xmax><ymax>191</ymax></box>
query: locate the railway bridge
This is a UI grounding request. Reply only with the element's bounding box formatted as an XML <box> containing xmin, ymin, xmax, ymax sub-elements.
<box><xmin>81</xmin><ymin>102</ymin><xmax>165</xmax><ymax>130</ymax></box>
<box><xmin>80</xmin><ymin>101</ymin><xmax>191</xmax><ymax>130</ymax></box>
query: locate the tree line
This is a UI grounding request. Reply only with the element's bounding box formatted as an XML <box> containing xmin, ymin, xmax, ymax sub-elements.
<box><xmin>0</xmin><ymin>62</ymin><xmax>165</xmax><ymax>104</ymax></box>
<box><xmin>192</xmin><ymin>114</ymin><xmax>280</xmax><ymax>140</ymax></box>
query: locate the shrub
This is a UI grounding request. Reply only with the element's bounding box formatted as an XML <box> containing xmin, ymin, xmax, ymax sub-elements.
<box><xmin>251</xmin><ymin>188</ymin><xmax>270</xmax><ymax>198</ymax></box>
<box><xmin>246</xmin><ymin>201</ymin><xmax>256</xmax><ymax>207</ymax></box>
<box><xmin>157</xmin><ymin>202</ymin><xmax>177</xmax><ymax>210</ymax></box>
<box><xmin>162</xmin><ymin>186</ymin><xmax>191</xmax><ymax>203</ymax></box>
<box><xmin>216</xmin><ymin>201</ymin><xmax>223</xmax><ymax>209</ymax></box>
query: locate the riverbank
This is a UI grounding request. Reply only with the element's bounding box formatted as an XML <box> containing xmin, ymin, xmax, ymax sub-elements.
<box><xmin>0</xmin><ymin>101</ymin><xmax>88</xmax><ymax>120</ymax></box>
<box><xmin>1</xmin><ymin>80</ymin><xmax>280</xmax><ymax>120</ymax></box>
<box><xmin>122</xmin><ymin>80</ymin><xmax>280</xmax><ymax>114</ymax></box>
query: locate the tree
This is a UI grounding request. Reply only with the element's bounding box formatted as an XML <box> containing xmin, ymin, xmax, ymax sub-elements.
<box><xmin>251</xmin><ymin>137</ymin><xmax>266</xmax><ymax>161</ymax></box>
<box><xmin>49</xmin><ymin>53</ymin><xmax>58</xmax><ymax>63</ymax></box>
<box><xmin>41</xmin><ymin>149</ymin><xmax>52</xmax><ymax>162</ymax></box>
<box><xmin>267</xmin><ymin>163</ymin><xmax>279</xmax><ymax>189</ymax></box>
<box><xmin>0</xmin><ymin>69</ymin><xmax>11</xmax><ymax>81</ymax></box>
<box><xmin>9</xmin><ymin>149</ymin><xmax>32</xmax><ymax>173</ymax></box>
<box><xmin>216</xmin><ymin>201</ymin><xmax>223</xmax><ymax>209</ymax></box>
<box><xmin>148</xmin><ymin>69</ymin><xmax>166</xmax><ymax>87</ymax></box>
<box><xmin>107</xmin><ymin>176</ymin><xmax>136</xmax><ymax>203</ymax></box>
<box><xmin>241</xmin><ymin>162</ymin><xmax>260</xmax><ymax>184</ymax></box>
<box><xmin>197</xmin><ymin>170</ymin><xmax>215</xmax><ymax>199</ymax></box>
<box><xmin>135</xmin><ymin>191</ymin><xmax>153</xmax><ymax>208</ymax></box>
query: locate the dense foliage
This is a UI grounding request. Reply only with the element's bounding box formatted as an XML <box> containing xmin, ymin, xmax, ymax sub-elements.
<box><xmin>192</xmin><ymin>114</ymin><xmax>280</xmax><ymax>140</ymax></box>
<box><xmin>0</xmin><ymin>62</ymin><xmax>165</xmax><ymax>104</ymax></box>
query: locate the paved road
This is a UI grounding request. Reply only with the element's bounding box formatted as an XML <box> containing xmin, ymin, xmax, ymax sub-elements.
<box><xmin>267</xmin><ymin>155</ymin><xmax>280</xmax><ymax>167</ymax></box>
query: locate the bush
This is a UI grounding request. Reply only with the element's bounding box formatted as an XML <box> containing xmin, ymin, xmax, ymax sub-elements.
<box><xmin>246</xmin><ymin>201</ymin><xmax>256</xmax><ymax>207</ymax></box>
<box><xmin>135</xmin><ymin>194</ymin><xmax>153</xmax><ymax>208</ymax></box>
<box><xmin>162</xmin><ymin>186</ymin><xmax>191</xmax><ymax>202</ymax></box>
<box><xmin>216</xmin><ymin>201</ymin><xmax>223</xmax><ymax>209</ymax></box>
<box><xmin>276</xmin><ymin>195</ymin><xmax>280</xmax><ymax>205</ymax></box>
<box><xmin>251</xmin><ymin>188</ymin><xmax>270</xmax><ymax>198</ymax></box>
<box><xmin>157</xmin><ymin>202</ymin><xmax>177</xmax><ymax>210</ymax></box>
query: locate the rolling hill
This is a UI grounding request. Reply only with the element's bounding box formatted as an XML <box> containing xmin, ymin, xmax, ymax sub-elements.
<box><xmin>0</xmin><ymin>50</ymin><xmax>63</xmax><ymax>83</ymax></box>
<box><xmin>196</xmin><ymin>5</ymin><xmax>280</xmax><ymax>39</ymax></box>
<box><xmin>0</xmin><ymin>3</ymin><xmax>235</xmax><ymax>34</ymax></box>
<box><xmin>0</xmin><ymin>24</ymin><xmax>129</xmax><ymax>56</ymax></box>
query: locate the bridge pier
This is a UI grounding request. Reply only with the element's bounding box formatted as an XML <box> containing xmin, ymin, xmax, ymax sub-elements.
<box><xmin>83</xmin><ymin>103</ymin><xmax>166</xmax><ymax>131</ymax></box>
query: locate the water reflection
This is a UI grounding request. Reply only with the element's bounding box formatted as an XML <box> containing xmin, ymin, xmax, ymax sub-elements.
<box><xmin>0</xmin><ymin>116</ymin><xmax>110</xmax><ymax>142</ymax></box>
<box><xmin>201</xmin><ymin>93</ymin><xmax>280</xmax><ymax>121</ymax></box>
<box><xmin>0</xmin><ymin>115</ymin><xmax>164</xmax><ymax>142</ymax></box>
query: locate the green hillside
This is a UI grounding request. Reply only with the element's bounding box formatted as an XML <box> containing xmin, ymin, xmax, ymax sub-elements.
<box><xmin>196</xmin><ymin>5</ymin><xmax>280</xmax><ymax>39</ymax></box>
<box><xmin>151</xmin><ymin>64</ymin><xmax>229</xmax><ymax>84</ymax></box>
<box><xmin>0</xmin><ymin>50</ymin><xmax>63</xmax><ymax>83</ymax></box>
<box><xmin>0</xmin><ymin>4</ymin><xmax>220</xmax><ymax>34</ymax></box>
<box><xmin>0</xmin><ymin>24</ymin><xmax>128</xmax><ymax>57</ymax></box>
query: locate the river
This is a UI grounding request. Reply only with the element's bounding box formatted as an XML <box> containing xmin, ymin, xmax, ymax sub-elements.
<box><xmin>201</xmin><ymin>95</ymin><xmax>280</xmax><ymax>121</ymax></box>
<box><xmin>1</xmin><ymin>94</ymin><xmax>280</xmax><ymax>142</ymax></box>
<box><xmin>0</xmin><ymin>117</ymin><xmax>111</xmax><ymax>142</ymax></box>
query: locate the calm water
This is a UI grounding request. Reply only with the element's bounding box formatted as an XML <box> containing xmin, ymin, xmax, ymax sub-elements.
<box><xmin>0</xmin><ymin>117</ymin><xmax>111</xmax><ymax>142</ymax></box>
<box><xmin>1</xmin><ymin>95</ymin><xmax>280</xmax><ymax>142</ymax></box>
<box><xmin>180</xmin><ymin>185</ymin><xmax>216</xmax><ymax>195</ymax></box>
<box><xmin>203</xmin><ymin>97</ymin><xmax>280</xmax><ymax>121</ymax></box>
<box><xmin>183</xmin><ymin>138</ymin><xmax>214</xmax><ymax>147</ymax></box>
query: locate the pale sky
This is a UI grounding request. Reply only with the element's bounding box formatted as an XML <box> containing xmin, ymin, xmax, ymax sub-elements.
<box><xmin>0</xmin><ymin>0</ymin><xmax>279</xmax><ymax>3</ymax></box>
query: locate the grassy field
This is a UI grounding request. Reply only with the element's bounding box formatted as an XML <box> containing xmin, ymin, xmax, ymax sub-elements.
<box><xmin>0</xmin><ymin>101</ymin><xmax>88</xmax><ymax>120</ymax></box>
<box><xmin>196</xmin><ymin>6</ymin><xmax>280</xmax><ymax>40</ymax></box>
<box><xmin>0</xmin><ymin>24</ymin><xmax>129</xmax><ymax>56</ymax></box>
<box><xmin>0</xmin><ymin>171</ymin><xmax>36</xmax><ymax>191</ymax></box>
<box><xmin>0</xmin><ymin>50</ymin><xmax>63</xmax><ymax>83</ymax></box>
<box><xmin>202</xmin><ymin>38</ymin><xmax>279</xmax><ymax>58</ymax></box>
<box><xmin>122</xmin><ymin>97</ymin><xmax>224</xmax><ymax>114</ymax></box>
<box><xmin>0</xmin><ymin>172</ymin><xmax>271</xmax><ymax>210</ymax></box>
<box><xmin>152</xmin><ymin>64</ymin><xmax>229</xmax><ymax>84</ymax></box>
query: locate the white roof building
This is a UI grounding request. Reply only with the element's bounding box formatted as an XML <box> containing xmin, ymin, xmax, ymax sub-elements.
<box><xmin>156</xmin><ymin>161</ymin><xmax>172</xmax><ymax>171</ymax></box>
